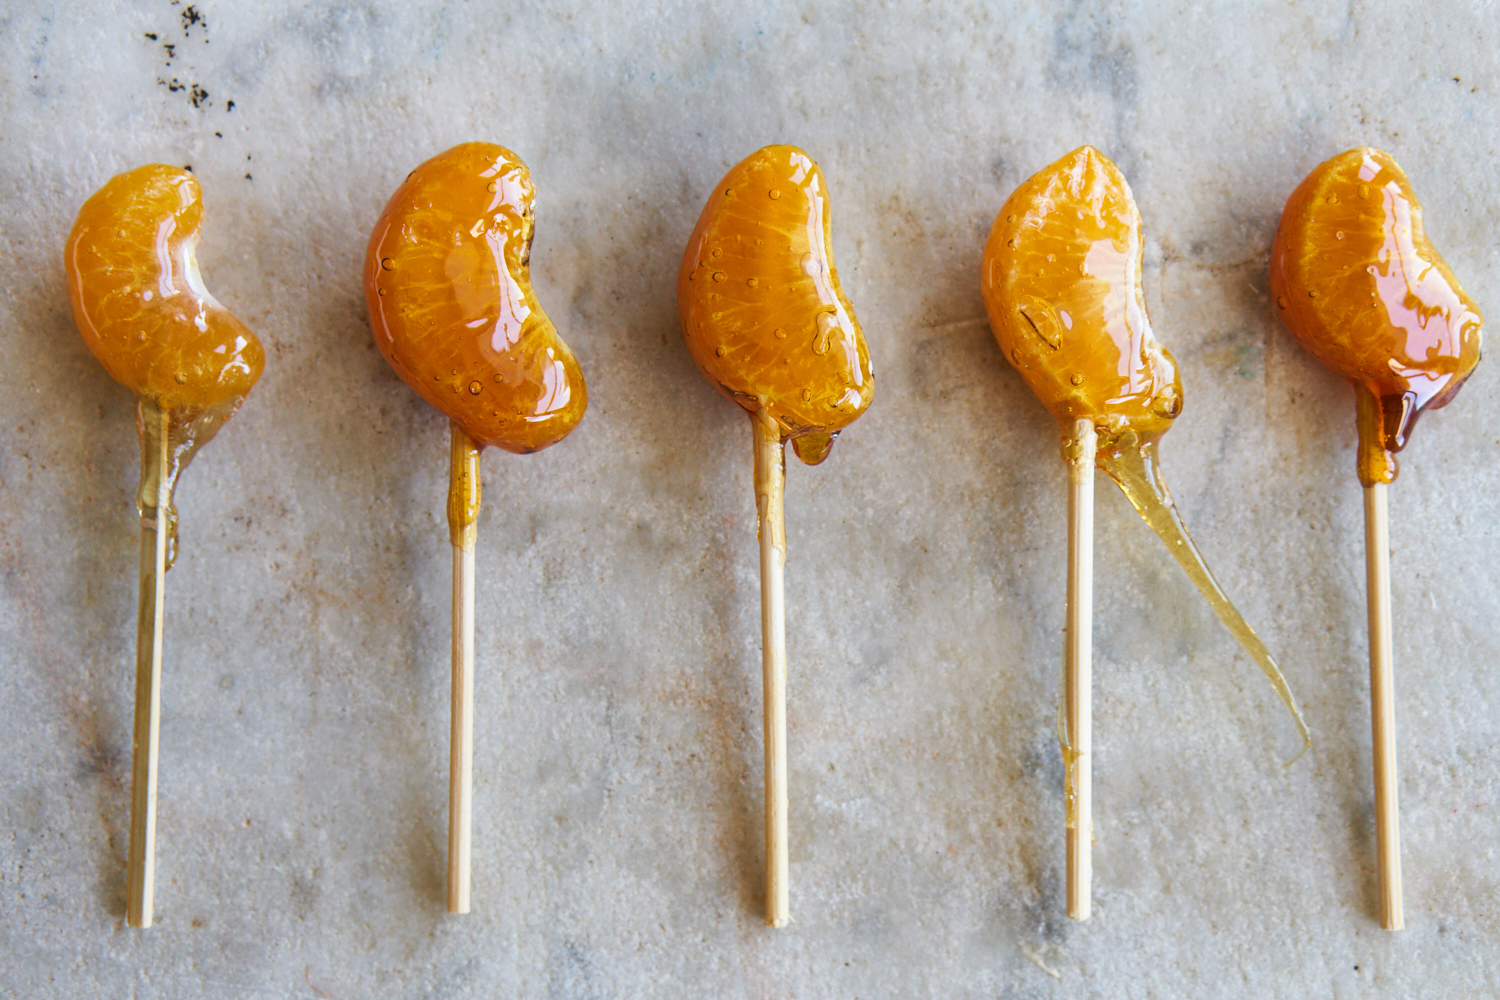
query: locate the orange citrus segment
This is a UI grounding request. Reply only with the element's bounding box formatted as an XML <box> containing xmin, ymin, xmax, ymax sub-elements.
<box><xmin>365</xmin><ymin>143</ymin><xmax>587</xmax><ymax>454</ymax></box>
<box><xmin>982</xmin><ymin>148</ymin><xmax>1311</xmax><ymax>751</ymax></box>
<box><xmin>64</xmin><ymin>164</ymin><xmax>263</xmax><ymax>412</ymax></box>
<box><xmin>677</xmin><ymin>145</ymin><xmax>873</xmax><ymax>465</ymax></box>
<box><xmin>981</xmin><ymin>146</ymin><xmax>1181</xmax><ymax>455</ymax></box>
<box><xmin>1269</xmin><ymin>147</ymin><xmax>1482</xmax><ymax>485</ymax></box>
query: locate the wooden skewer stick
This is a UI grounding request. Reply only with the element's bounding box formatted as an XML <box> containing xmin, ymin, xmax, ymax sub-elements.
<box><xmin>1363</xmin><ymin>482</ymin><xmax>1403</xmax><ymax>930</ymax></box>
<box><xmin>128</xmin><ymin>404</ymin><xmax>172</xmax><ymax>928</ymax></box>
<box><xmin>752</xmin><ymin>410</ymin><xmax>790</xmax><ymax>928</ymax></box>
<box><xmin>447</xmin><ymin>422</ymin><xmax>482</xmax><ymax>914</ymax></box>
<box><xmin>1064</xmin><ymin>417</ymin><xmax>1096</xmax><ymax>922</ymax></box>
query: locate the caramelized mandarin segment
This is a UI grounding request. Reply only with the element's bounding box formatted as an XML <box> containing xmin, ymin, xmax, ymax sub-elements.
<box><xmin>981</xmin><ymin>146</ymin><xmax>1309</xmax><ymax>753</ymax></box>
<box><xmin>64</xmin><ymin>164</ymin><xmax>264</xmax><ymax>928</ymax></box>
<box><xmin>64</xmin><ymin>164</ymin><xmax>263</xmax><ymax>412</ymax></box>
<box><xmin>678</xmin><ymin>145</ymin><xmax>873</xmax><ymax>465</ymax></box>
<box><xmin>981</xmin><ymin>146</ymin><xmax>1181</xmax><ymax>457</ymax></box>
<box><xmin>1269</xmin><ymin>147</ymin><xmax>1483</xmax><ymax>485</ymax></box>
<box><xmin>365</xmin><ymin>143</ymin><xmax>586</xmax><ymax>454</ymax></box>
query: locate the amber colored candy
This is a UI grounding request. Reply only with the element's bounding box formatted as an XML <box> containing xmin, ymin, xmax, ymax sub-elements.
<box><xmin>981</xmin><ymin>146</ymin><xmax>1308</xmax><ymax>754</ymax></box>
<box><xmin>981</xmin><ymin>145</ymin><xmax>1181</xmax><ymax>461</ymax></box>
<box><xmin>678</xmin><ymin>145</ymin><xmax>874</xmax><ymax>465</ymax></box>
<box><xmin>66</xmin><ymin>164</ymin><xmax>265</xmax><ymax>927</ymax></box>
<box><xmin>65</xmin><ymin>164</ymin><xmax>264</xmax><ymax>414</ymax></box>
<box><xmin>1269</xmin><ymin>147</ymin><xmax>1483</xmax><ymax>486</ymax></box>
<box><xmin>365</xmin><ymin>142</ymin><xmax>587</xmax><ymax>455</ymax></box>
<box><xmin>66</xmin><ymin>164</ymin><xmax>265</xmax><ymax>561</ymax></box>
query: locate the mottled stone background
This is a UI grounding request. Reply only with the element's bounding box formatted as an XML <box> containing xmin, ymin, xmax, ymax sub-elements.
<box><xmin>2</xmin><ymin>2</ymin><xmax>1497</xmax><ymax>997</ymax></box>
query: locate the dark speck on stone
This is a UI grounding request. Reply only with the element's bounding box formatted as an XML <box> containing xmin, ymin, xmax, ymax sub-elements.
<box><xmin>184</xmin><ymin>165</ymin><xmax>193</xmax><ymax>172</ymax></box>
<box><xmin>144</xmin><ymin>32</ymin><xmax>157</xmax><ymax>40</ymax></box>
<box><xmin>226</xmin><ymin>99</ymin><xmax>235</xmax><ymax>111</ymax></box>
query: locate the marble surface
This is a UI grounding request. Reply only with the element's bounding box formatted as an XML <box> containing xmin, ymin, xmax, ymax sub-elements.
<box><xmin>3</xmin><ymin>1</ymin><xmax>1499</xmax><ymax>996</ymax></box>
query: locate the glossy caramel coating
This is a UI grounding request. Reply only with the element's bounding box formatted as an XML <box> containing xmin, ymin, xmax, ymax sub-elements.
<box><xmin>981</xmin><ymin>147</ymin><xmax>1309</xmax><ymax>753</ymax></box>
<box><xmin>1270</xmin><ymin>147</ymin><xmax>1483</xmax><ymax>486</ymax></box>
<box><xmin>365</xmin><ymin>143</ymin><xmax>587</xmax><ymax>454</ymax></box>
<box><xmin>678</xmin><ymin>145</ymin><xmax>873</xmax><ymax>465</ymax></box>
<box><xmin>981</xmin><ymin>147</ymin><xmax>1181</xmax><ymax>461</ymax></box>
<box><xmin>65</xmin><ymin>164</ymin><xmax>263</xmax><ymax>412</ymax></box>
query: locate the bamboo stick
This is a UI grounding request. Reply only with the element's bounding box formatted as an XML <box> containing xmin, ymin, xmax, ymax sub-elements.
<box><xmin>752</xmin><ymin>410</ymin><xmax>789</xmax><ymax>928</ymax></box>
<box><xmin>1064</xmin><ymin>417</ymin><xmax>1096</xmax><ymax>922</ymax></box>
<box><xmin>447</xmin><ymin>422</ymin><xmax>481</xmax><ymax>914</ymax></box>
<box><xmin>127</xmin><ymin>404</ymin><xmax>172</xmax><ymax>928</ymax></box>
<box><xmin>1363</xmin><ymin>482</ymin><xmax>1403</xmax><ymax>930</ymax></box>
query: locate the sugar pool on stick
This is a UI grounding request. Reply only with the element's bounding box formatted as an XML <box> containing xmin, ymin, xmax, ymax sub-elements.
<box><xmin>365</xmin><ymin>142</ymin><xmax>586</xmax><ymax>914</ymax></box>
<box><xmin>678</xmin><ymin>144</ymin><xmax>874</xmax><ymax>927</ymax></box>
<box><xmin>981</xmin><ymin>145</ymin><xmax>1308</xmax><ymax>921</ymax></box>
<box><xmin>65</xmin><ymin>164</ymin><xmax>265</xmax><ymax>928</ymax></box>
<box><xmin>1270</xmin><ymin>146</ymin><xmax>1483</xmax><ymax>931</ymax></box>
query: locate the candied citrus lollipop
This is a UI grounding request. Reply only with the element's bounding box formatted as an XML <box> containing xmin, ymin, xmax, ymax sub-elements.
<box><xmin>1270</xmin><ymin>147</ymin><xmax>1483</xmax><ymax>930</ymax></box>
<box><xmin>678</xmin><ymin>144</ymin><xmax>874</xmax><ymax>927</ymax></box>
<box><xmin>981</xmin><ymin>146</ymin><xmax>1308</xmax><ymax>921</ymax></box>
<box><xmin>64</xmin><ymin>164</ymin><xmax>264</xmax><ymax>928</ymax></box>
<box><xmin>365</xmin><ymin>142</ymin><xmax>586</xmax><ymax>914</ymax></box>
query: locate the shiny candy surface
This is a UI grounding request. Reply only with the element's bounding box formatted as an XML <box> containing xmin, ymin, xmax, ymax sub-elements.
<box><xmin>65</xmin><ymin>164</ymin><xmax>264</xmax><ymax>413</ymax></box>
<box><xmin>981</xmin><ymin>145</ymin><xmax>1181</xmax><ymax>462</ymax></box>
<box><xmin>981</xmin><ymin>146</ymin><xmax>1308</xmax><ymax>754</ymax></box>
<box><xmin>365</xmin><ymin>142</ymin><xmax>587</xmax><ymax>454</ymax></box>
<box><xmin>678</xmin><ymin>145</ymin><xmax>873</xmax><ymax>465</ymax></box>
<box><xmin>66</xmin><ymin>164</ymin><xmax>265</xmax><ymax>562</ymax></box>
<box><xmin>1270</xmin><ymin>147</ymin><xmax>1483</xmax><ymax>486</ymax></box>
